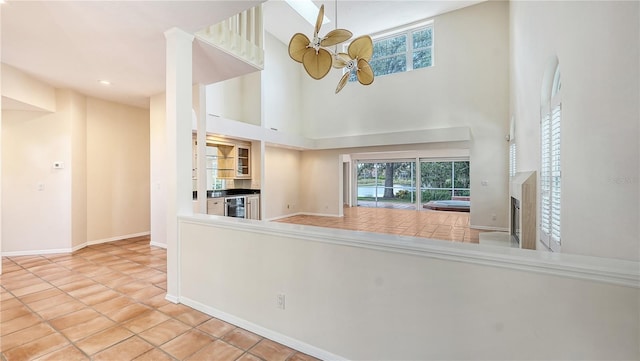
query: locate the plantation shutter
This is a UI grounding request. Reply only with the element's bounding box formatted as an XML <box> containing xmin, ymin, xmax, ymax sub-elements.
<box><xmin>540</xmin><ymin>111</ymin><xmax>551</xmax><ymax>243</ymax></box>
<box><xmin>540</xmin><ymin>103</ymin><xmax>561</xmax><ymax>250</ymax></box>
<box><xmin>509</xmin><ymin>142</ymin><xmax>516</xmax><ymax>177</ymax></box>
<box><xmin>550</xmin><ymin>104</ymin><xmax>562</xmax><ymax>246</ymax></box>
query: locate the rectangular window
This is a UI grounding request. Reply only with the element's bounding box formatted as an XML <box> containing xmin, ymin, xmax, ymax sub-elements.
<box><xmin>350</xmin><ymin>22</ymin><xmax>433</xmax><ymax>81</ymax></box>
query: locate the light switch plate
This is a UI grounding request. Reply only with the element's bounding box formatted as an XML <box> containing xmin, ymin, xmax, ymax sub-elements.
<box><xmin>53</xmin><ymin>161</ymin><xmax>64</xmax><ymax>169</ymax></box>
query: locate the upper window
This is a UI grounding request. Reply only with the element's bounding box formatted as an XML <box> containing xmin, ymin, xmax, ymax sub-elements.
<box><xmin>350</xmin><ymin>22</ymin><xmax>433</xmax><ymax>80</ymax></box>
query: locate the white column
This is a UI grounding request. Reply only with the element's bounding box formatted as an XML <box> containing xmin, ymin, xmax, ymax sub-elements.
<box><xmin>0</xmin><ymin>7</ymin><xmax>3</xmax><ymax>275</ymax></box>
<box><xmin>195</xmin><ymin>84</ymin><xmax>207</xmax><ymax>213</ymax></box>
<box><xmin>164</xmin><ymin>27</ymin><xmax>194</xmax><ymax>302</ymax></box>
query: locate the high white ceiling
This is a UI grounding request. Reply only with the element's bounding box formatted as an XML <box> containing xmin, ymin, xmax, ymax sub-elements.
<box><xmin>2</xmin><ymin>0</ymin><xmax>483</xmax><ymax>110</ymax></box>
<box><xmin>264</xmin><ymin>1</ymin><xmax>485</xmax><ymax>46</ymax></box>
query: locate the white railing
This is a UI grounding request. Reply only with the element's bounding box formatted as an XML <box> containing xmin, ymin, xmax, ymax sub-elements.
<box><xmin>196</xmin><ymin>5</ymin><xmax>264</xmax><ymax>69</ymax></box>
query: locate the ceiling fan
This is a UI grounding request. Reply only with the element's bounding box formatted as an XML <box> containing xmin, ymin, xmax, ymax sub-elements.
<box><xmin>287</xmin><ymin>4</ymin><xmax>375</xmax><ymax>93</ymax></box>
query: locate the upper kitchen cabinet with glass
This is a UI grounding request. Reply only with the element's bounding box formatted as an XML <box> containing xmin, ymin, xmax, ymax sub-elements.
<box><xmin>194</xmin><ymin>135</ymin><xmax>252</xmax><ymax>180</ymax></box>
<box><xmin>235</xmin><ymin>146</ymin><xmax>250</xmax><ymax>178</ymax></box>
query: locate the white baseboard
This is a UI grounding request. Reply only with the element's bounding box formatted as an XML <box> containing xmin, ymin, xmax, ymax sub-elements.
<box><xmin>87</xmin><ymin>231</ymin><xmax>150</xmax><ymax>246</ymax></box>
<box><xmin>2</xmin><ymin>232</ymin><xmax>151</xmax><ymax>257</ymax></box>
<box><xmin>470</xmin><ymin>225</ymin><xmax>509</xmax><ymax>232</ymax></box>
<box><xmin>265</xmin><ymin>212</ymin><xmax>304</xmax><ymax>221</ymax></box>
<box><xmin>165</xmin><ymin>294</ymin><xmax>179</xmax><ymax>304</ymax></box>
<box><xmin>2</xmin><ymin>247</ymin><xmax>75</xmax><ymax>257</ymax></box>
<box><xmin>150</xmin><ymin>241</ymin><xmax>167</xmax><ymax>249</ymax></box>
<box><xmin>180</xmin><ymin>296</ymin><xmax>347</xmax><ymax>361</ymax></box>
<box><xmin>267</xmin><ymin>212</ymin><xmax>343</xmax><ymax>222</ymax></box>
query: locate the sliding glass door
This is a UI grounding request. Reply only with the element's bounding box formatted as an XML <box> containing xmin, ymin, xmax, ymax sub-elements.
<box><xmin>356</xmin><ymin>161</ymin><xmax>416</xmax><ymax>209</ymax></box>
<box><xmin>419</xmin><ymin>161</ymin><xmax>470</xmax><ymax>202</ymax></box>
<box><xmin>355</xmin><ymin>159</ymin><xmax>470</xmax><ymax>209</ymax></box>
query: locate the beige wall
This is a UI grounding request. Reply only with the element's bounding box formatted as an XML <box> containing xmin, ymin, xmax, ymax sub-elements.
<box><xmin>264</xmin><ymin>145</ymin><xmax>302</xmax><ymax>219</ymax></box>
<box><xmin>2</xmin><ymin>65</ymin><xmax>150</xmax><ymax>253</ymax></box>
<box><xmin>298</xmin><ymin>142</ymin><xmax>470</xmax><ymax>216</ymax></box>
<box><xmin>87</xmin><ymin>98</ymin><xmax>150</xmax><ymax>243</ymax></box>
<box><xmin>71</xmin><ymin>91</ymin><xmax>87</xmax><ymax>249</ymax></box>
<box><xmin>1</xmin><ymin>63</ymin><xmax>56</xmax><ymax>112</ymax></box>
<box><xmin>2</xmin><ymin>91</ymin><xmax>77</xmax><ymax>252</ymax></box>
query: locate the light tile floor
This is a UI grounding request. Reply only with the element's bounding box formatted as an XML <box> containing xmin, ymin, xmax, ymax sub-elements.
<box><xmin>0</xmin><ymin>236</ymin><xmax>318</xmax><ymax>361</ymax></box>
<box><xmin>275</xmin><ymin>206</ymin><xmax>482</xmax><ymax>243</ymax></box>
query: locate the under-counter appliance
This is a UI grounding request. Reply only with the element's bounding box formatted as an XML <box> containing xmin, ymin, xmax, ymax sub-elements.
<box><xmin>224</xmin><ymin>196</ymin><xmax>246</xmax><ymax>218</ymax></box>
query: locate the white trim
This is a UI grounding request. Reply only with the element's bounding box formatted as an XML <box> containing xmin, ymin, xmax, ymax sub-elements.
<box><xmin>150</xmin><ymin>241</ymin><xmax>167</xmax><ymax>249</ymax></box>
<box><xmin>265</xmin><ymin>212</ymin><xmax>304</xmax><ymax>221</ymax></box>
<box><xmin>470</xmin><ymin>225</ymin><xmax>509</xmax><ymax>232</ymax></box>
<box><xmin>180</xmin><ymin>215</ymin><xmax>640</xmax><ymax>288</ymax></box>
<box><xmin>2</xmin><ymin>247</ymin><xmax>76</xmax><ymax>257</ymax></box>
<box><xmin>265</xmin><ymin>212</ymin><xmax>342</xmax><ymax>221</ymax></box>
<box><xmin>87</xmin><ymin>231</ymin><xmax>150</xmax><ymax>246</ymax></box>
<box><xmin>180</xmin><ymin>296</ymin><xmax>347</xmax><ymax>361</ymax></box>
<box><xmin>298</xmin><ymin>212</ymin><xmax>342</xmax><ymax>218</ymax></box>
<box><xmin>2</xmin><ymin>242</ymin><xmax>87</xmax><ymax>257</ymax></box>
<box><xmin>165</xmin><ymin>294</ymin><xmax>180</xmax><ymax>304</ymax></box>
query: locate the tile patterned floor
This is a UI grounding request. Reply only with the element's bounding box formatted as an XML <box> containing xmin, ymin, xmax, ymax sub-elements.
<box><xmin>0</xmin><ymin>236</ymin><xmax>318</xmax><ymax>361</ymax></box>
<box><xmin>275</xmin><ymin>206</ymin><xmax>482</xmax><ymax>243</ymax></box>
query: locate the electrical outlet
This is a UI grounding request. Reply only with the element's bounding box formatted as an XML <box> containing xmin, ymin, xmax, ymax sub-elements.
<box><xmin>276</xmin><ymin>294</ymin><xmax>285</xmax><ymax>310</ymax></box>
<box><xmin>491</xmin><ymin>213</ymin><xmax>497</xmax><ymax>221</ymax></box>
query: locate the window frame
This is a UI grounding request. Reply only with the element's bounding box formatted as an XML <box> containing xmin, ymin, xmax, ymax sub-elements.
<box><xmin>347</xmin><ymin>20</ymin><xmax>434</xmax><ymax>80</ymax></box>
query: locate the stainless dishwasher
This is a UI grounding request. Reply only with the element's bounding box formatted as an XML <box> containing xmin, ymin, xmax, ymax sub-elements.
<box><xmin>224</xmin><ymin>196</ymin><xmax>246</xmax><ymax>218</ymax></box>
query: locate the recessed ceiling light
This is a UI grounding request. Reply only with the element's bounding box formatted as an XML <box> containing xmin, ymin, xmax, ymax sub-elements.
<box><xmin>285</xmin><ymin>0</ymin><xmax>330</xmax><ymax>28</ymax></box>
<box><xmin>98</xmin><ymin>80</ymin><xmax>111</xmax><ymax>86</ymax></box>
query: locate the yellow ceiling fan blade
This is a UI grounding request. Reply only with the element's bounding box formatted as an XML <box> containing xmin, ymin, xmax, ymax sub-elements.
<box><xmin>335</xmin><ymin>71</ymin><xmax>351</xmax><ymax>94</ymax></box>
<box><xmin>332</xmin><ymin>52</ymin><xmax>350</xmax><ymax>69</ymax></box>
<box><xmin>321</xmin><ymin>29</ymin><xmax>353</xmax><ymax>47</ymax></box>
<box><xmin>303</xmin><ymin>48</ymin><xmax>333</xmax><ymax>80</ymax></box>
<box><xmin>348</xmin><ymin>35</ymin><xmax>374</xmax><ymax>62</ymax></box>
<box><xmin>356</xmin><ymin>59</ymin><xmax>374</xmax><ymax>85</ymax></box>
<box><xmin>315</xmin><ymin>4</ymin><xmax>324</xmax><ymax>36</ymax></box>
<box><xmin>288</xmin><ymin>33</ymin><xmax>311</xmax><ymax>63</ymax></box>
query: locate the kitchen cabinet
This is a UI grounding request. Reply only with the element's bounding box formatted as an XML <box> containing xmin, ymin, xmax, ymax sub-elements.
<box><xmin>207</xmin><ymin>197</ymin><xmax>225</xmax><ymax>216</ymax></box>
<box><xmin>236</xmin><ymin>146</ymin><xmax>250</xmax><ymax>178</ymax></box>
<box><xmin>216</xmin><ymin>145</ymin><xmax>235</xmax><ymax>179</ymax></box>
<box><xmin>246</xmin><ymin>194</ymin><xmax>260</xmax><ymax>220</ymax></box>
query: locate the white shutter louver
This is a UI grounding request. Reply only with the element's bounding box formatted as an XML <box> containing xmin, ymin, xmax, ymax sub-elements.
<box><xmin>540</xmin><ymin>113</ymin><xmax>551</xmax><ymax>240</ymax></box>
<box><xmin>509</xmin><ymin>143</ymin><xmax>516</xmax><ymax>177</ymax></box>
<box><xmin>550</xmin><ymin>105</ymin><xmax>561</xmax><ymax>245</ymax></box>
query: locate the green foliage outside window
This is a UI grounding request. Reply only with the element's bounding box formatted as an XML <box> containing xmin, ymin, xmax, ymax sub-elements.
<box><xmin>348</xmin><ymin>25</ymin><xmax>433</xmax><ymax>82</ymax></box>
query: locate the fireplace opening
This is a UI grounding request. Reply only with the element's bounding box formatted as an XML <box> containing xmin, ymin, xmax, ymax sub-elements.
<box><xmin>511</xmin><ymin>197</ymin><xmax>520</xmax><ymax>245</ymax></box>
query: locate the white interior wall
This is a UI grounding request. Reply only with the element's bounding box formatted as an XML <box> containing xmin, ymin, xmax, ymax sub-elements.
<box><xmin>262</xmin><ymin>32</ymin><xmax>303</xmax><ymax>135</ymax></box>
<box><xmin>510</xmin><ymin>1</ymin><xmax>640</xmax><ymax>261</ymax></box>
<box><xmin>179</xmin><ymin>220</ymin><xmax>640</xmax><ymax>360</ymax></box>
<box><xmin>297</xmin><ymin>1</ymin><xmax>510</xmax><ymax>230</ymax></box>
<box><xmin>205</xmin><ymin>71</ymin><xmax>261</xmax><ymax>126</ymax></box>
<box><xmin>86</xmin><ymin>98</ymin><xmax>150</xmax><ymax>244</ymax></box>
<box><xmin>150</xmin><ymin>93</ymin><xmax>168</xmax><ymax>247</ymax></box>
<box><xmin>263</xmin><ymin>145</ymin><xmax>302</xmax><ymax>220</ymax></box>
<box><xmin>1</xmin><ymin>91</ymin><xmax>75</xmax><ymax>253</ymax></box>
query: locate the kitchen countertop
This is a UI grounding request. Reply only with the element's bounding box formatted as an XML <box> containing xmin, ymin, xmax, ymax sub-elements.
<box><xmin>193</xmin><ymin>189</ymin><xmax>260</xmax><ymax>199</ymax></box>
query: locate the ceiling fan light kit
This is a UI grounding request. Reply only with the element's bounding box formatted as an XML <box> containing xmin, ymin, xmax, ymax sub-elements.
<box><xmin>287</xmin><ymin>4</ymin><xmax>375</xmax><ymax>93</ymax></box>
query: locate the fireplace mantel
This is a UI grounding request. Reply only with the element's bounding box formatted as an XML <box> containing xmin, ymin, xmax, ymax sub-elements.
<box><xmin>510</xmin><ymin>171</ymin><xmax>536</xmax><ymax>250</ymax></box>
